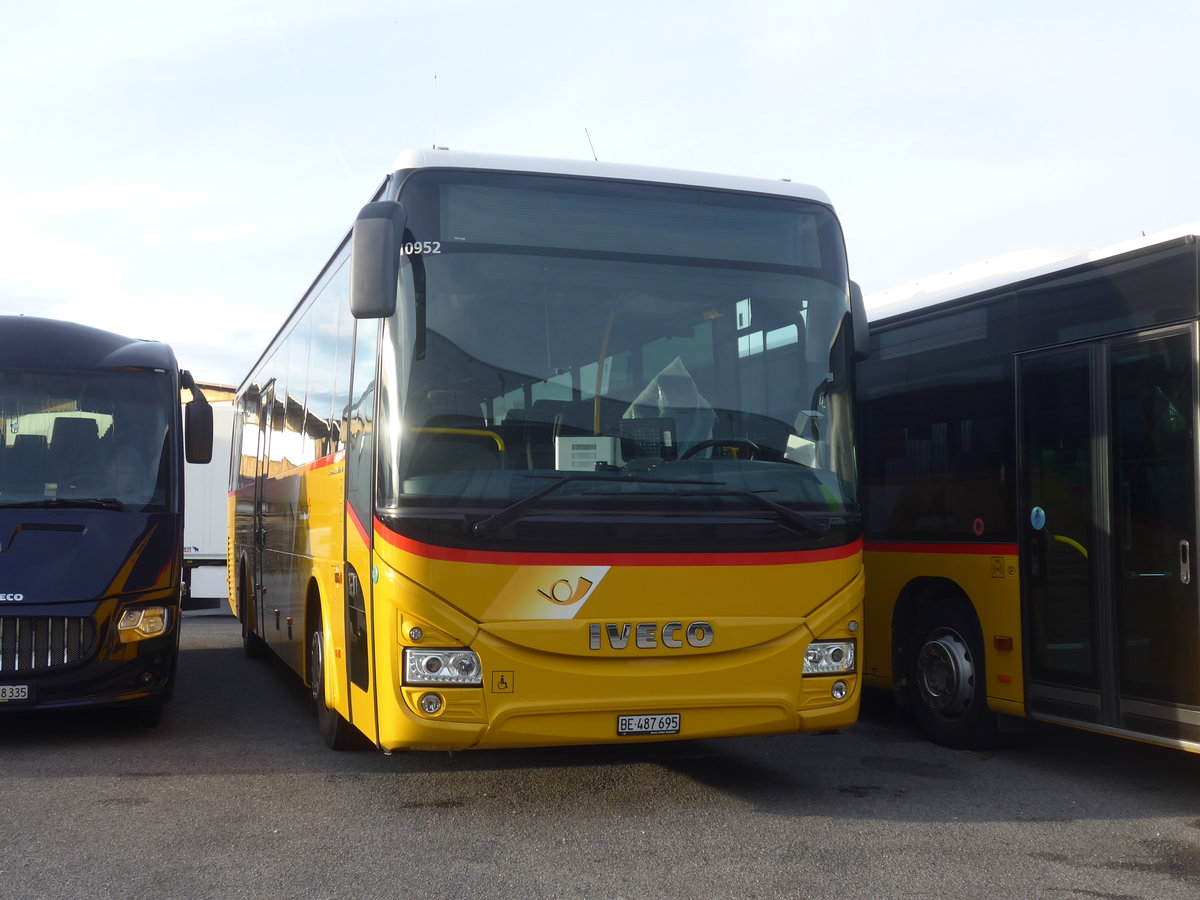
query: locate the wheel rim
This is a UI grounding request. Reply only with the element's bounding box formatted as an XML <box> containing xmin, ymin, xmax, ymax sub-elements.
<box><xmin>310</xmin><ymin>629</ymin><xmax>324</xmax><ymax>709</ymax></box>
<box><xmin>916</xmin><ymin>628</ymin><xmax>975</xmax><ymax>720</ymax></box>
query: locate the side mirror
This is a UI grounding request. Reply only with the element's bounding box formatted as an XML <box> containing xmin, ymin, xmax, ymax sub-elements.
<box><xmin>350</xmin><ymin>201</ymin><xmax>407</xmax><ymax>319</ymax></box>
<box><xmin>850</xmin><ymin>281</ymin><xmax>871</xmax><ymax>362</ymax></box>
<box><xmin>185</xmin><ymin>401</ymin><xmax>213</xmax><ymax>464</ymax></box>
<box><xmin>180</xmin><ymin>370</ymin><xmax>214</xmax><ymax>464</ymax></box>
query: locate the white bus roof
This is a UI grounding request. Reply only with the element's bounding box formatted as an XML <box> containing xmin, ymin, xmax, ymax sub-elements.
<box><xmin>388</xmin><ymin>148</ymin><xmax>834</xmax><ymax>206</ymax></box>
<box><xmin>865</xmin><ymin>222</ymin><xmax>1200</xmax><ymax>322</ymax></box>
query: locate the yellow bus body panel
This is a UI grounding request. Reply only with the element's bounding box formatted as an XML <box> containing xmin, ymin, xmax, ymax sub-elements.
<box><xmin>365</xmin><ymin>533</ymin><xmax>863</xmax><ymax>751</ymax></box>
<box><xmin>863</xmin><ymin>544</ymin><xmax>1025</xmax><ymax>713</ymax></box>
<box><xmin>232</xmin><ymin>462</ymin><xmax>864</xmax><ymax>751</ymax></box>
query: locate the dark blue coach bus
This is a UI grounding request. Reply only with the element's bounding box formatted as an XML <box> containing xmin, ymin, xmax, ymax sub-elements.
<box><xmin>0</xmin><ymin>317</ymin><xmax>211</xmax><ymax>722</ymax></box>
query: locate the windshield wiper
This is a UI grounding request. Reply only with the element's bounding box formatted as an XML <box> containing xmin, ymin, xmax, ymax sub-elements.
<box><xmin>0</xmin><ymin>497</ymin><xmax>127</xmax><ymax>512</ymax></box>
<box><xmin>469</xmin><ymin>473</ymin><xmax>721</xmax><ymax>538</ymax></box>
<box><xmin>590</xmin><ymin>487</ymin><xmax>833</xmax><ymax>538</ymax></box>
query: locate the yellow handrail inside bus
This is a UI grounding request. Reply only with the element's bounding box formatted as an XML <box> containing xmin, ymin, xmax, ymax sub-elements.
<box><xmin>412</xmin><ymin>427</ymin><xmax>506</xmax><ymax>451</ymax></box>
<box><xmin>1053</xmin><ymin>533</ymin><xmax>1088</xmax><ymax>559</ymax></box>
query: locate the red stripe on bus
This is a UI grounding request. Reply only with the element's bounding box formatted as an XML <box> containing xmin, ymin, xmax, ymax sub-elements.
<box><xmin>347</xmin><ymin>504</ymin><xmax>370</xmax><ymax>546</ymax></box>
<box><xmin>372</xmin><ymin>521</ymin><xmax>862</xmax><ymax>567</ymax></box>
<box><xmin>864</xmin><ymin>541</ymin><xmax>1019</xmax><ymax>555</ymax></box>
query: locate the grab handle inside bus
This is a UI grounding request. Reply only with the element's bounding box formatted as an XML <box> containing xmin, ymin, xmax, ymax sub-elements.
<box><xmin>350</xmin><ymin>200</ymin><xmax>408</xmax><ymax>319</ymax></box>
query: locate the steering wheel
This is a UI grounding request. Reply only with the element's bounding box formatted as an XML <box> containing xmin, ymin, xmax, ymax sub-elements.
<box><xmin>678</xmin><ymin>439</ymin><xmax>761</xmax><ymax>460</ymax></box>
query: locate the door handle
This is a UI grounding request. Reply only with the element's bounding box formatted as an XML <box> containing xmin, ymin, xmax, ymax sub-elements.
<box><xmin>1181</xmin><ymin>540</ymin><xmax>1192</xmax><ymax>586</ymax></box>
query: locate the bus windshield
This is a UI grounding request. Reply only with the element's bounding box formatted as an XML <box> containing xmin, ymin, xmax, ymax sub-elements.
<box><xmin>0</xmin><ymin>369</ymin><xmax>173</xmax><ymax>512</ymax></box>
<box><xmin>376</xmin><ymin>171</ymin><xmax>857</xmax><ymax>527</ymax></box>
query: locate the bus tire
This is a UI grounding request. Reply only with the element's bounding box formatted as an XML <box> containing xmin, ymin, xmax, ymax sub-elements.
<box><xmin>308</xmin><ymin>613</ymin><xmax>360</xmax><ymax>751</ymax></box>
<box><xmin>906</xmin><ymin>596</ymin><xmax>998</xmax><ymax>750</ymax></box>
<box><xmin>239</xmin><ymin>568</ymin><xmax>265</xmax><ymax>660</ymax></box>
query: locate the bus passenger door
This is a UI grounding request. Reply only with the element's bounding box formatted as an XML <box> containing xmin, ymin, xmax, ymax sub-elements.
<box><xmin>1019</xmin><ymin>327</ymin><xmax>1200</xmax><ymax>745</ymax></box>
<box><xmin>251</xmin><ymin>380</ymin><xmax>275</xmax><ymax>641</ymax></box>
<box><xmin>1109</xmin><ymin>331</ymin><xmax>1199</xmax><ymax>721</ymax></box>
<box><xmin>341</xmin><ymin>319</ymin><xmax>379</xmax><ymax>740</ymax></box>
<box><xmin>1019</xmin><ymin>348</ymin><xmax>1101</xmax><ymax>717</ymax></box>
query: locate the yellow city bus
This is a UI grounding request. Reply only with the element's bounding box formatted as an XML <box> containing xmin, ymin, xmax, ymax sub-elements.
<box><xmin>229</xmin><ymin>149</ymin><xmax>867</xmax><ymax>752</ymax></box>
<box><xmin>859</xmin><ymin>226</ymin><xmax>1200</xmax><ymax>753</ymax></box>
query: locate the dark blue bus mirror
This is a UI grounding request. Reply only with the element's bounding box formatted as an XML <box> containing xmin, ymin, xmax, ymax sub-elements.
<box><xmin>350</xmin><ymin>201</ymin><xmax>407</xmax><ymax>319</ymax></box>
<box><xmin>181</xmin><ymin>370</ymin><xmax>213</xmax><ymax>464</ymax></box>
<box><xmin>850</xmin><ymin>281</ymin><xmax>870</xmax><ymax>362</ymax></box>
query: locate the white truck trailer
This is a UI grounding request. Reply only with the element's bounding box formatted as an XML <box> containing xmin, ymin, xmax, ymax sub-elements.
<box><xmin>183</xmin><ymin>400</ymin><xmax>233</xmax><ymax>610</ymax></box>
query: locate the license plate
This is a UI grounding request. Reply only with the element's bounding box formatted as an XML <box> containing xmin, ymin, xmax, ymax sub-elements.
<box><xmin>617</xmin><ymin>713</ymin><xmax>680</xmax><ymax>736</ymax></box>
<box><xmin>0</xmin><ymin>684</ymin><xmax>32</xmax><ymax>704</ymax></box>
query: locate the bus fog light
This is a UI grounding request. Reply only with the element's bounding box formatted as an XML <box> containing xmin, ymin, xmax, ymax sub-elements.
<box><xmin>831</xmin><ymin>680</ymin><xmax>848</xmax><ymax>700</ymax></box>
<box><xmin>803</xmin><ymin>640</ymin><xmax>856</xmax><ymax>675</ymax></box>
<box><xmin>419</xmin><ymin>693</ymin><xmax>444</xmax><ymax>715</ymax></box>
<box><xmin>404</xmin><ymin>648</ymin><xmax>483</xmax><ymax>685</ymax></box>
<box><xmin>117</xmin><ymin>606</ymin><xmax>170</xmax><ymax>643</ymax></box>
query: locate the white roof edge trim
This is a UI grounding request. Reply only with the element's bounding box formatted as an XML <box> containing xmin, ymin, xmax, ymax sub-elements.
<box><xmin>387</xmin><ymin>148</ymin><xmax>833</xmax><ymax>206</ymax></box>
<box><xmin>866</xmin><ymin>221</ymin><xmax>1200</xmax><ymax>321</ymax></box>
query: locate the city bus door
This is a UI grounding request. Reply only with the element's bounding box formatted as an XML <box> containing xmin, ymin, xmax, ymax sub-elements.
<box><xmin>1019</xmin><ymin>327</ymin><xmax>1200</xmax><ymax>745</ymax></box>
<box><xmin>250</xmin><ymin>379</ymin><xmax>275</xmax><ymax>641</ymax></box>
<box><xmin>340</xmin><ymin>318</ymin><xmax>379</xmax><ymax>738</ymax></box>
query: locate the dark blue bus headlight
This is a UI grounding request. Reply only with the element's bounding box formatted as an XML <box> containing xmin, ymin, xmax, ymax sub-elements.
<box><xmin>116</xmin><ymin>606</ymin><xmax>171</xmax><ymax>643</ymax></box>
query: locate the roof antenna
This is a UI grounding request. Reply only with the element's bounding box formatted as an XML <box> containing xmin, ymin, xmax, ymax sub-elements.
<box><xmin>584</xmin><ymin>128</ymin><xmax>598</xmax><ymax>161</ymax></box>
<box><xmin>431</xmin><ymin>74</ymin><xmax>440</xmax><ymax>150</ymax></box>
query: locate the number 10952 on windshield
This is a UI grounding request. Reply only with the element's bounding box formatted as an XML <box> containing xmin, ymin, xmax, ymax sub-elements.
<box><xmin>617</xmin><ymin>713</ymin><xmax>680</xmax><ymax>736</ymax></box>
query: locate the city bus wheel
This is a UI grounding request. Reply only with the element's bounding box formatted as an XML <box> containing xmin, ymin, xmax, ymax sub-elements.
<box><xmin>240</xmin><ymin>610</ymin><xmax>265</xmax><ymax>660</ymax></box>
<box><xmin>907</xmin><ymin>598</ymin><xmax>998</xmax><ymax>750</ymax></box>
<box><xmin>238</xmin><ymin>574</ymin><xmax>264</xmax><ymax>660</ymax></box>
<box><xmin>308</xmin><ymin>617</ymin><xmax>360</xmax><ymax>751</ymax></box>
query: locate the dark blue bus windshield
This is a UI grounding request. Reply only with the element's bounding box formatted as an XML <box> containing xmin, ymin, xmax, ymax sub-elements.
<box><xmin>0</xmin><ymin>369</ymin><xmax>173</xmax><ymax>512</ymax></box>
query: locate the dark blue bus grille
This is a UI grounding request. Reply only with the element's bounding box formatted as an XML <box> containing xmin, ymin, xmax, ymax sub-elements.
<box><xmin>0</xmin><ymin>617</ymin><xmax>98</xmax><ymax>673</ymax></box>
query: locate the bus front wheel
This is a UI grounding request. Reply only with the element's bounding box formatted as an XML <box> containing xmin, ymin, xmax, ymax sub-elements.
<box><xmin>308</xmin><ymin>616</ymin><xmax>360</xmax><ymax>751</ymax></box>
<box><xmin>906</xmin><ymin>598</ymin><xmax>998</xmax><ymax>750</ymax></box>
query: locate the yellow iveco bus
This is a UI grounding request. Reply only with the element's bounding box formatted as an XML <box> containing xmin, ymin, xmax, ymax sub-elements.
<box><xmin>859</xmin><ymin>225</ymin><xmax>1200</xmax><ymax>754</ymax></box>
<box><xmin>229</xmin><ymin>149</ymin><xmax>867</xmax><ymax>751</ymax></box>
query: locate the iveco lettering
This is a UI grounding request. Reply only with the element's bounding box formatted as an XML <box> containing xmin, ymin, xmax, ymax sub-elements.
<box><xmin>229</xmin><ymin>149</ymin><xmax>865</xmax><ymax>752</ymax></box>
<box><xmin>589</xmin><ymin>622</ymin><xmax>715</xmax><ymax>650</ymax></box>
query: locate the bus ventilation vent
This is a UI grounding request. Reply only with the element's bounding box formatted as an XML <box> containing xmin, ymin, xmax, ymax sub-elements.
<box><xmin>0</xmin><ymin>617</ymin><xmax>97</xmax><ymax>673</ymax></box>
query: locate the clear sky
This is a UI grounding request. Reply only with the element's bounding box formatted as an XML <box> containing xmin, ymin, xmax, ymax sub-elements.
<box><xmin>2</xmin><ymin>0</ymin><xmax>1197</xmax><ymax>386</ymax></box>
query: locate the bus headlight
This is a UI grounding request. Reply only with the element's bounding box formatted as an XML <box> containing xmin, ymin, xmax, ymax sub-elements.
<box><xmin>803</xmin><ymin>640</ymin><xmax>856</xmax><ymax>675</ymax></box>
<box><xmin>117</xmin><ymin>606</ymin><xmax>170</xmax><ymax>643</ymax></box>
<box><xmin>404</xmin><ymin>648</ymin><xmax>483</xmax><ymax>685</ymax></box>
